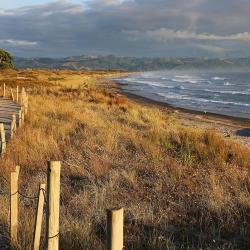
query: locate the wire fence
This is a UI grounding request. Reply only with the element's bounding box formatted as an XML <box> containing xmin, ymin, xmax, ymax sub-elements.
<box><xmin>0</xmin><ymin>84</ymin><xmax>124</xmax><ymax>250</ymax></box>
<box><xmin>0</xmin><ymin>163</ymin><xmax>60</xmax><ymax>250</ymax></box>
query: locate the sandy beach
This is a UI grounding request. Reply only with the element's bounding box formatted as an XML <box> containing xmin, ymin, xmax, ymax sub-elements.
<box><xmin>108</xmin><ymin>79</ymin><xmax>250</xmax><ymax>148</ymax></box>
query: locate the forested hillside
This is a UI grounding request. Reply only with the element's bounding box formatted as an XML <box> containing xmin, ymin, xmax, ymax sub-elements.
<box><xmin>14</xmin><ymin>55</ymin><xmax>250</xmax><ymax>71</ymax></box>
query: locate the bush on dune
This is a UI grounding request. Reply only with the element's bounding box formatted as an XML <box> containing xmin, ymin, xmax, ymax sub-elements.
<box><xmin>0</xmin><ymin>49</ymin><xmax>13</xmax><ymax>69</ymax></box>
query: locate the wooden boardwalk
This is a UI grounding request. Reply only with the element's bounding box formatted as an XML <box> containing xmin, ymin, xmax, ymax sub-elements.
<box><xmin>0</xmin><ymin>98</ymin><xmax>20</xmax><ymax>249</ymax></box>
<box><xmin>0</xmin><ymin>98</ymin><xmax>20</xmax><ymax>142</ymax></box>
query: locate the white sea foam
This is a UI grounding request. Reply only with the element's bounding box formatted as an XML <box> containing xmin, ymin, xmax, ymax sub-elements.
<box><xmin>118</xmin><ymin>72</ymin><xmax>250</xmax><ymax>118</ymax></box>
<box><xmin>121</xmin><ymin>78</ymin><xmax>137</xmax><ymax>83</ymax></box>
<box><xmin>171</xmin><ymin>78</ymin><xmax>187</xmax><ymax>83</ymax></box>
<box><xmin>171</xmin><ymin>78</ymin><xmax>207</xmax><ymax>84</ymax></box>
<box><xmin>157</xmin><ymin>92</ymin><xmax>250</xmax><ymax>107</ymax></box>
<box><xmin>212</xmin><ymin>77</ymin><xmax>227</xmax><ymax>80</ymax></box>
<box><xmin>188</xmin><ymin>80</ymin><xmax>199</xmax><ymax>84</ymax></box>
<box><xmin>171</xmin><ymin>78</ymin><xmax>200</xmax><ymax>84</ymax></box>
<box><xmin>204</xmin><ymin>89</ymin><xmax>250</xmax><ymax>95</ymax></box>
<box><xmin>174</xmin><ymin>75</ymin><xmax>192</xmax><ymax>79</ymax></box>
<box><xmin>177</xmin><ymin>85</ymin><xmax>186</xmax><ymax>90</ymax></box>
<box><xmin>122</xmin><ymin>79</ymin><xmax>168</xmax><ymax>88</ymax></box>
<box><xmin>206</xmin><ymin>100</ymin><xmax>250</xmax><ymax>107</ymax></box>
<box><xmin>157</xmin><ymin>92</ymin><xmax>184</xmax><ymax>99</ymax></box>
<box><xmin>224</xmin><ymin>82</ymin><xmax>233</xmax><ymax>86</ymax></box>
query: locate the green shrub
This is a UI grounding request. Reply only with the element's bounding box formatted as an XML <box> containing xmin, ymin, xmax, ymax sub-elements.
<box><xmin>0</xmin><ymin>49</ymin><xmax>13</xmax><ymax>69</ymax></box>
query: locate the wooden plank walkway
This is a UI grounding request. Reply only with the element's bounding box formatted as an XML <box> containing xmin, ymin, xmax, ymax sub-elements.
<box><xmin>0</xmin><ymin>97</ymin><xmax>20</xmax><ymax>247</ymax></box>
<box><xmin>0</xmin><ymin>98</ymin><xmax>20</xmax><ymax>249</ymax></box>
<box><xmin>0</xmin><ymin>98</ymin><xmax>20</xmax><ymax>142</ymax></box>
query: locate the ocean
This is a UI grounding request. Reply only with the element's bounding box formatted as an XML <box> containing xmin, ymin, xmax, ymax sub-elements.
<box><xmin>115</xmin><ymin>71</ymin><xmax>250</xmax><ymax>119</ymax></box>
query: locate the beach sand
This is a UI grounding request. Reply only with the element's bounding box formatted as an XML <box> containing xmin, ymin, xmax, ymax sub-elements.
<box><xmin>105</xmin><ymin>79</ymin><xmax>250</xmax><ymax>148</ymax></box>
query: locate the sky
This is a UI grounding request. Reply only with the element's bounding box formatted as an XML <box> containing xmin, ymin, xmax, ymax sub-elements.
<box><xmin>0</xmin><ymin>0</ymin><xmax>250</xmax><ymax>58</ymax></box>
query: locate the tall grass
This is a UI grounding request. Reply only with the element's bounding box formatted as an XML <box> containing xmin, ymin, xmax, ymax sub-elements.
<box><xmin>0</xmin><ymin>69</ymin><xmax>249</xmax><ymax>249</ymax></box>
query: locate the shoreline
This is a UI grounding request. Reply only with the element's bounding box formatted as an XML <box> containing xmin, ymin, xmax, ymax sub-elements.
<box><xmin>111</xmin><ymin>80</ymin><xmax>250</xmax><ymax>146</ymax></box>
<box><xmin>122</xmin><ymin>90</ymin><xmax>250</xmax><ymax>125</ymax></box>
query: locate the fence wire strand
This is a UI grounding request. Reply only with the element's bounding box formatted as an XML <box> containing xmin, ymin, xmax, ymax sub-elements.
<box><xmin>17</xmin><ymin>191</ymin><xmax>39</xmax><ymax>200</ymax></box>
<box><xmin>48</xmin><ymin>233</ymin><xmax>60</xmax><ymax>239</ymax></box>
<box><xmin>0</xmin><ymin>188</ymin><xmax>46</xmax><ymax>201</ymax></box>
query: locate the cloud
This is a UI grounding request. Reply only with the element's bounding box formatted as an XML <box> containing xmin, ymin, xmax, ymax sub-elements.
<box><xmin>0</xmin><ymin>0</ymin><xmax>249</xmax><ymax>57</ymax></box>
<box><xmin>61</xmin><ymin>5</ymin><xmax>83</xmax><ymax>14</ymax></box>
<box><xmin>194</xmin><ymin>44</ymin><xmax>226</xmax><ymax>54</ymax></box>
<box><xmin>0</xmin><ymin>39</ymin><xmax>38</xmax><ymax>47</ymax></box>
<box><xmin>124</xmin><ymin>28</ymin><xmax>250</xmax><ymax>42</ymax></box>
<box><xmin>96</xmin><ymin>0</ymin><xmax>128</xmax><ymax>5</ymax></box>
<box><xmin>0</xmin><ymin>10</ymin><xmax>16</xmax><ymax>16</ymax></box>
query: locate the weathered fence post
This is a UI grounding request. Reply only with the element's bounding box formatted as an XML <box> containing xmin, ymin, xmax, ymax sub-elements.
<box><xmin>21</xmin><ymin>87</ymin><xmax>29</xmax><ymax>115</ymax></box>
<box><xmin>3</xmin><ymin>83</ymin><xmax>5</xmax><ymax>98</ymax></box>
<box><xmin>21</xmin><ymin>106</ymin><xmax>25</xmax><ymax>124</ymax></box>
<box><xmin>11</xmin><ymin>114</ymin><xmax>17</xmax><ymax>138</ymax></box>
<box><xmin>107</xmin><ymin>208</ymin><xmax>124</xmax><ymax>250</ymax></box>
<box><xmin>46</xmin><ymin>161</ymin><xmax>61</xmax><ymax>250</ymax></box>
<box><xmin>33</xmin><ymin>183</ymin><xmax>46</xmax><ymax>250</ymax></box>
<box><xmin>16</xmin><ymin>85</ymin><xmax>19</xmax><ymax>103</ymax></box>
<box><xmin>24</xmin><ymin>94</ymin><xmax>29</xmax><ymax>115</ymax></box>
<box><xmin>10</xmin><ymin>170</ymin><xmax>19</xmax><ymax>245</ymax></box>
<box><xmin>10</xmin><ymin>88</ymin><xmax>15</xmax><ymax>101</ymax></box>
<box><xmin>0</xmin><ymin>123</ymin><xmax>6</xmax><ymax>154</ymax></box>
<box><xmin>21</xmin><ymin>87</ymin><xmax>25</xmax><ymax>106</ymax></box>
<box><xmin>18</xmin><ymin>110</ymin><xmax>22</xmax><ymax>128</ymax></box>
<box><xmin>15</xmin><ymin>165</ymin><xmax>20</xmax><ymax>177</ymax></box>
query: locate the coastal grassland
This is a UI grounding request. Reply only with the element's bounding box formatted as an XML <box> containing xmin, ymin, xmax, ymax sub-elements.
<box><xmin>0</xmin><ymin>69</ymin><xmax>249</xmax><ymax>249</ymax></box>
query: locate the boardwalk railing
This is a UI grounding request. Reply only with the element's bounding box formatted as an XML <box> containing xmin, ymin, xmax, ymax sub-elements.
<box><xmin>0</xmin><ymin>84</ymin><xmax>28</xmax><ymax>154</ymax></box>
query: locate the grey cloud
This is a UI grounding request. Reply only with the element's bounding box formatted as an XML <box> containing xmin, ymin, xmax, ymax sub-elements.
<box><xmin>0</xmin><ymin>39</ymin><xmax>38</xmax><ymax>46</ymax></box>
<box><xmin>0</xmin><ymin>0</ymin><xmax>249</xmax><ymax>57</ymax></box>
<box><xmin>124</xmin><ymin>29</ymin><xmax>250</xmax><ymax>42</ymax></box>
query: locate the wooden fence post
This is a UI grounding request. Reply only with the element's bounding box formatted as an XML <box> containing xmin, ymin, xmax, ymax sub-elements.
<box><xmin>10</xmin><ymin>171</ymin><xmax>19</xmax><ymax>245</ymax></box>
<box><xmin>3</xmin><ymin>83</ymin><xmax>5</xmax><ymax>98</ymax></box>
<box><xmin>16</xmin><ymin>86</ymin><xmax>19</xmax><ymax>103</ymax></box>
<box><xmin>33</xmin><ymin>183</ymin><xmax>46</xmax><ymax>250</ymax></box>
<box><xmin>46</xmin><ymin>161</ymin><xmax>61</xmax><ymax>250</ymax></box>
<box><xmin>15</xmin><ymin>166</ymin><xmax>20</xmax><ymax>178</ymax></box>
<box><xmin>21</xmin><ymin>87</ymin><xmax>29</xmax><ymax>115</ymax></box>
<box><xmin>21</xmin><ymin>106</ymin><xmax>25</xmax><ymax>124</ymax></box>
<box><xmin>21</xmin><ymin>87</ymin><xmax>25</xmax><ymax>106</ymax></box>
<box><xmin>107</xmin><ymin>208</ymin><xmax>124</xmax><ymax>250</ymax></box>
<box><xmin>24</xmin><ymin>94</ymin><xmax>29</xmax><ymax>115</ymax></box>
<box><xmin>11</xmin><ymin>114</ymin><xmax>17</xmax><ymax>138</ymax></box>
<box><xmin>10</xmin><ymin>88</ymin><xmax>15</xmax><ymax>101</ymax></box>
<box><xmin>18</xmin><ymin>110</ymin><xmax>22</xmax><ymax>128</ymax></box>
<box><xmin>0</xmin><ymin>123</ymin><xmax>6</xmax><ymax>154</ymax></box>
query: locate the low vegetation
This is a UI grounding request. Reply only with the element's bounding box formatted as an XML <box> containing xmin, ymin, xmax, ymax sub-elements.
<box><xmin>0</xmin><ymin>49</ymin><xmax>13</xmax><ymax>69</ymax></box>
<box><xmin>0</xmin><ymin>69</ymin><xmax>249</xmax><ymax>249</ymax></box>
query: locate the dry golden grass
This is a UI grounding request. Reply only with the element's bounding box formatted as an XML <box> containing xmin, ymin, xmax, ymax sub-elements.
<box><xmin>0</xmin><ymin>69</ymin><xmax>249</xmax><ymax>249</ymax></box>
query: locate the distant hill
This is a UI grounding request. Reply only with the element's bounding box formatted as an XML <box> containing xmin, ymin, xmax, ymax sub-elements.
<box><xmin>13</xmin><ymin>55</ymin><xmax>250</xmax><ymax>71</ymax></box>
<box><xmin>0</xmin><ymin>49</ymin><xmax>13</xmax><ymax>69</ymax></box>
